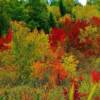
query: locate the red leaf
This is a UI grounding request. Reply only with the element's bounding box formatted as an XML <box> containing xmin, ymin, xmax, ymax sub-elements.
<box><xmin>4</xmin><ymin>29</ymin><xmax>13</xmax><ymax>43</ymax></box>
<box><xmin>91</xmin><ymin>70</ymin><xmax>100</xmax><ymax>83</ymax></box>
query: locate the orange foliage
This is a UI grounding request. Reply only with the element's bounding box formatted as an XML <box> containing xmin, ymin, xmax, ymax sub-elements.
<box><xmin>32</xmin><ymin>61</ymin><xmax>46</xmax><ymax>80</ymax></box>
<box><xmin>50</xmin><ymin>59</ymin><xmax>68</xmax><ymax>85</ymax></box>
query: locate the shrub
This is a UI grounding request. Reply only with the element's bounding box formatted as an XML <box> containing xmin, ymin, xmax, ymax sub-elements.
<box><xmin>12</xmin><ymin>21</ymin><xmax>49</xmax><ymax>84</ymax></box>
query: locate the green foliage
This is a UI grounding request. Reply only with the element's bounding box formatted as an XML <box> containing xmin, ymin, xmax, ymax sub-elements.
<box><xmin>64</xmin><ymin>0</ymin><xmax>76</xmax><ymax>14</ymax></box>
<box><xmin>0</xmin><ymin>13</ymin><xmax>10</xmax><ymax>36</ymax></box>
<box><xmin>12</xmin><ymin>23</ymin><xmax>33</xmax><ymax>84</ymax></box>
<box><xmin>49</xmin><ymin>12</ymin><xmax>57</xmax><ymax>27</ymax></box>
<box><xmin>88</xmin><ymin>84</ymin><xmax>97</xmax><ymax>100</ymax></box>
<box><xmin>0</xmin><ymin>0</ymin><xmax>11</xmax><ymax>36</ymax></box>
<box><xmin>2</xmin><ymin>86</ymin><xmax>35</xmax><ymax>100</ymax></box>
<box><xmin>25</xmin><ymin>0</ymin><xmax>50</xmax><ymax>32</ymax></box>
<box><xmin>69</xmin><ymin>84</ymin><xmax>74</xmax><ymax>100</ymax></box>
<box><xmin>0</xmin><ymin>50</ymin><xmax>14</xmax><ymax>67</ymax></box>
<box><xmin>88</xmin><ymin>0</ymin><xmax>100</xmax><ymax>11</ymax></box>
<box><xmin>48</xmin><ymin>87</ymin><xmax>65</xmax><ymax>100</ymax></box>
<box><xmin>12</xmin><ymin>22</ymin><xmax>49</xmax><ymax>84</ymax></box>
<box><xmin>0</xmin><ymin>70</ymin><xmax>16</xmax><ymax>87</ymax></box>
<box><xmin>91</xmin><ymin>57</ymin><xmax>100</xmax><ymax>70</ymax></box>
<box><xmin>0</xmin><ymin>0</ymin><xmax>100</xmax><ymax>99</ymax></box>
<box><xmin>50</xmin><ymin>0</ymin><xmax>59</xmax><ymax>6</ymax></box>
<box><xmin>59</xmin><ymin>0</ymin><xmax>67</xmax><ymax>16</ymax></box>
<box><xmin>79</xmin><ymin>74</ymin><xmax>92</xmax><ymax>93</ymax></box>
<box><xmin>0</xmin><ymin>0</ymin><xmax>50</xmax><ymax>32</ymax></box>
<box><xmin>7</xmin><ymin>0</ymin><xmax>26</xmax><ymax>21</ymax></box>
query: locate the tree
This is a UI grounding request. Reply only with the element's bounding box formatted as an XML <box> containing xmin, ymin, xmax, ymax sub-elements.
<box><xmin>0</xmin><ymin>0</ymin><xmax>10</xmax><ymax>36</ymax></box>
<box><xmin>88</xmin><ymin>0</ymin><xmax>100</xmax><ymax>11</ymax></box>
<box><xmin>25</xmin><ymin>0</ymin><xmax>50</xmax><ymax>32</ymax></box>
<box><xmin>64</xmin><ymin>0</ymin><xmax>77</xmax><ymax>15</ymax></box>
<box><xmin>50</xmin><ymin>0</ymin><xmax>59</xmax><ymax>5</ymax></box>
<box><xmin>49</xmin><ymin>12</ymin><xmax>57</xmax><ymax>27</ymax></box>
<box><xmin>7</xmin><ymin>0</ymin><xmax>26</xmax><ymax>21</ymax></box>
<box><xmin>59</xmin><ymin>0</ymin><xmax>67</xmax><ymax>16</ymax></box>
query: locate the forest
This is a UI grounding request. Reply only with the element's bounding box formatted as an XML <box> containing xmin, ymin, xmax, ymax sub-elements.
<box><xmin>0</xmin><ymin>0</ymin><xmax>100</xmax><ymax>100</ymax></box>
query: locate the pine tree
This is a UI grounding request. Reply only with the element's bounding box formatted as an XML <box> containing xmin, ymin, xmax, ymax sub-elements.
<box><xmin>0</xmin><ymin>0</ymin><xmax>10</xmax><ymax>36</ymax></box>
<box><xmin>49</xmin><ymin>12</ymin><xmax>57</xmax><ymax>27</ymax></box>
<box><xmin>26</xmin><ymin>0</ymin><xmax>50</xmax><ymax>32</ymax></box>
<box><xmin>59</xmin><ymin>0</ymin><xmax>66</xmax><ymax>16</ymax></box>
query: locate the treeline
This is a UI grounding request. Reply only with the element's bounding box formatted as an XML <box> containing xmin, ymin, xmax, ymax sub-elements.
<box><xmin>0</xmin><ymin>0</ymin><xmax>100</xmax><ymax>35</ymax></box>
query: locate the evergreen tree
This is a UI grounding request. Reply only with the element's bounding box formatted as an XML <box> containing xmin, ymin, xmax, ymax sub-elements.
<box><xmin>26</xmin><ymin>0</ymin><xmax>50</xmax><ymax>32</ymax></box>
<box><xmin>0</xmin><ymin>0</ymin><xmax>10</xmax><ymax>36</ymax></box>
<box><xmin>59</xmin><ymin>0</ymin><xmax>66</xmax><ymax>16</ymax></box>
<box><xmin>49</xmin><ymin>12</ymin><xmax>57</xmax><ymax>27</ymax></box>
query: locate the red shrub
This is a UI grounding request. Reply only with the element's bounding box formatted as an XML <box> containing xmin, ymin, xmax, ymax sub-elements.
<box><xmin>91</xmin><ymin>70</ymin><xmax>100</xmax><ymax>83</ymax></box>
<box><xmin>91</xmin><ymin>16</ymin><xmax>100</xmax><ymax>26</ymax></box>
<box><xmin>49</xmin><ymin>28</ymin><xmax>66</xmax><ymax>52</ymax></box>
<box><xmin>4</xmin><ymin>28</ymin><xmax>13</xmax><ymax>43</ymax></box>
<box><xmin>0</xmin><ymin>28</ymin><xmax>13</xmax><ymax>51</ymax></box>
<box><xmin>52</xmin><ymin>60</ymin><xmax>68</xmax><ymax>81</ymax></box>
<box><xmin>0</xmin><ymin>38</ymin><xmax>4</xmax><ymax>46</ymax></box>
<box><xmin>63</xmin><ymin>18</ymin><xmax>88</xmax><ymax>48</ymax></box>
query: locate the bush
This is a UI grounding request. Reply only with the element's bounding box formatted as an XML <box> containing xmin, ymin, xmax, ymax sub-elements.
<box><xmin>12</xmin><ymin>21</ymin><xmax>49</xmax><ymax>84</ymax></box>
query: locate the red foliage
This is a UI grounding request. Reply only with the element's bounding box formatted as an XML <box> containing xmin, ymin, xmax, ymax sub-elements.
<box><xmin>49</xmin><ymin>28</ymin><xmax>66</xmax><ymax>52</ymax></box>
<box><xmin>63</xmin><ymin>87</ymin><xmax>68</xmax><ymax>100</ymax></box>
<box><xmin>63</xmin><ymin>18</ymin><xmax>88</xmax><ymax>48</ymax></box>
<box><xmin>71</xmin><ymin>76</ymin><xmax>88</xmax><ymax>100</ymax></box>
<box><xmin>0</xmin><ymin>38</ymin><xmax>4</xmax><ymax>46</ymax></box>
<box><xmin>0</xmin><ymin>28</ymin><xmax>13</xmax><ymax>51</ymax></box>
<box><xmin>83</xmin><ymin>49</ymin><xmax>95</xmax><ymax>57</ymax></box>
<box><xmin>96</xmin><ymin>36</ymin><xmax>100</xmax><ymax>46</ymax></box>
<box><xmin>69</xmin><ymin>78</ymin><xmax>81</xmax><ymax>100</ymax></box>
<box><xmin>53</xmin><ymin>60</ymin><xmax>68</xmax><ymax>81</ymax></box>
<box><xmin>91</xmin><ymin>70</ymin><xmax>100</xmax><ymax>83</ymax></box>
<box><xmin>4</xmin><ymin>28</ymin><xmax>13</xmax><ymax>43</ymax></box>
<box><xmin>79</xmin><ymin>75</ymin><xmax>84</xmax><ymax>81</ymax></box>
<box><xmin>63</xmin><ymin>76</ymin><xmax>88</xmax><ymax>100</ymax></box>
<box><xmin>91</xmin><ymin>16</ymin><xmax>100</xmax><ymax>26</ymax></box>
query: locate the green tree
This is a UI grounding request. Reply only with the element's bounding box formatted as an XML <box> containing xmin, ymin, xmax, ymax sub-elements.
<box><xmin>25</xmin><ymin>0</ymin><xmax>50</xmax><ymax>32</ymax></box>
<box><xmin>88</xmin><ymin>0</ymin><xmax>100</xmax><ymax>11</ymax></box>
<box><xmin>0</xmin><ymin>13</ymin><xmax>10</xmax><ymax>36</ymax></box>
<box><xmin>59</xmin><ymin>0</ymin><xmax>67</xmax><ymax>16</ymax></box>
<box><xmin>50</xmin><ymin>0</ymin><xmax>59</xmax><ymax>5</ymax></box>
<box><xmin>64</xmin><ymin>0</ymin><xmax>77</xmax><ymax>15</ymax></box>
<box><xmin>49</xmin><ymin>12</ymin><xmax>57</xmax><ymax>27</ymax></box>
<box><xmin>0</xmin><ymin>0</ymin><xmax>10</xmax><ymax>36</ymax></box>
<box><xmin>7</xmin><ymin>0</ymin><xmax>26</xmax><ymax>21</ymax></box>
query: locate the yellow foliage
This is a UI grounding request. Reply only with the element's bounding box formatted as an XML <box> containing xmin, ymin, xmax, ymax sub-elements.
<box><xmin>63</xmin><ymin>54</ymin><xmax>79</xmax><ymax>77</ymax></box>
<box><xmin>80</xmin><ymin>25</ymin><xmax>98</xmax><ymax>41</ymax></box>
<box><xmin>11</xmin><ymin>21</ymin><xmax>50</xmax><ymax>61</ymax></box>
<box><xmin>72</xmin><ymin>5</ymin><xmax>100</xmax><ymax>19</ymax></box>
<box><xmin>0</xmin><ymin>50</ymin><xmax>14</xmax><ymax>67</ymax></box>
<box><xmin>48</xmin><ymin>5</ymin><xmax>61</xmax><ymax>18</ymax></box>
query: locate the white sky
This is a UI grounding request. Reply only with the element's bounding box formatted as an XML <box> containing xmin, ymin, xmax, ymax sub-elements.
<box><xmin>78</xmin><ymin>0</ymin><xmax>87</xmax><ymax>6</ymax></box>
<box><xmin>47</xmin><ymin>0</ymin><xmax>87</xmax><ymax>6</ymax></box>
